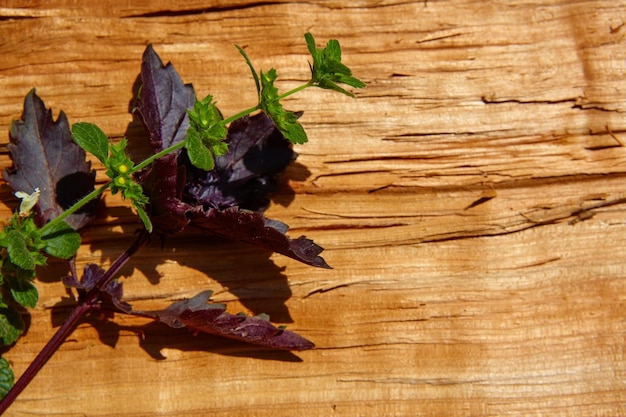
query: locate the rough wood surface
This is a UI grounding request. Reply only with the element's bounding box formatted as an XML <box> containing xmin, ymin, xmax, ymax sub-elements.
<box><xmin>0</xmin><ymin>1</ymin><xmax>625</xmax><ymax>416</ymax></box>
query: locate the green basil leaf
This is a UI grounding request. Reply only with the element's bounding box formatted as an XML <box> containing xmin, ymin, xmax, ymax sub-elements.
<box><xmin>185</xmin><ymin>129</ymin><xmax>215</xmax><ymax>171</ymax></box>
<box><xmin>71</xmin><ymin>122</ymin><xmax>109</xmax><ymax>163</ymax></box>
<box><xmin>5</xmin><ymin>230</ymin><xmax>35</xmax><ymax>270</ymax></box>
<box><xmin>0</xmin><ymin>308</ymin><xmax>23</xmax><ymax>345</ymax></box>
<box><xmin>41</xmin><ymin>220</ymin><xmax>81</xmax><ymax>259</ymax></box>
<box><xmin>9</xmin><ymin>279</ymin><xmax>38</xmax><ymax>309</ymax></box>
<box><xmin>0</xmin><ymin>356</ymin><xmax>15</xmax><ymax>399</ymax></box>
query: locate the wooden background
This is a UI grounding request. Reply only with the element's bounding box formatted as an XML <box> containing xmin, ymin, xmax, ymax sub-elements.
<box><xmin>1</xmin><ymin>1</ymin><xmax>625</xmax><ymax>416</ymax></box>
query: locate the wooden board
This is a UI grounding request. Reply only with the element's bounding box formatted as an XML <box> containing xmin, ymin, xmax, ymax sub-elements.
<box><xmin>0</xmin><ymin>1</ymin><xmax>625</xmax><ymax>415</ymax></box>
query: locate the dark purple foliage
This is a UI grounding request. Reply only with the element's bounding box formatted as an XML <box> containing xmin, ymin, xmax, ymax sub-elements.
<box><xmin>134</xmin><ymin>291</ymin><xmax>314</xmax><ymax>351</ymax></box>
<box><xmin>67</xmin><ymin>265</ymin><xmax>314</xmax><ymax>351</ymax></box>
<box><xmin>133</xmin><ymin>44</ymin><xmax>329</xmax><ymax>268</ymax></box>
<box><xmin>133</xmin><ymin>44</ymin><xmax>196</xmax><ymax>153</ymax></box>
<box><xmin>63</xmin><ymin>263</ymin><xmax>132</xmax><ymax>313</ymax></box>
<box><xmin>3</xmin><ymin>89</ymin><xmax>97</xmax><ymax>230</ymax></box>
<box><xmin>191</xmin><ymin>207</ymin><xmax>329</xmax><ymax>269</ymax></box>
<box><xmin>188</xmin><ymin>113</ymin><xmax>298</xmax><ymax>211</ymax></box>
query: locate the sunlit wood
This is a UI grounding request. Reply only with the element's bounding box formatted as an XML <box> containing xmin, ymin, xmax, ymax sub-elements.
<box><xmin>0</xmin><ymin>1</ymin><xmax>624</xmax><ymax>415</ymax></box>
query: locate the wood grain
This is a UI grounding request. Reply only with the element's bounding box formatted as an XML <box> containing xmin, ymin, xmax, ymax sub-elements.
<box><xmin>0</xmin><ymin>1</ymin><xmax>625</xmax><ymax>416</ymax></box>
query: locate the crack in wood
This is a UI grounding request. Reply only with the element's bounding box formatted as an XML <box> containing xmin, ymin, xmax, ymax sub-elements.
<box><xmin>415</xmin><ymin>32</ymin><xmax>463</xmax><ymax>45</ymax></box>
<box><xmin>481</xmin><ymin>96</ymin><xmax>624</xmax><ymax>113</ymax></box>
<box><xmin>463</xmin><ymin>196</ymin><xmax>495</xmax><ymax>210</ymax></box>
<box><xmin>0</xmin><ymin>15</ymin><xmax>37</xmax><ymax>21</ymax></box>
<box><xmin>304</xmin><ymin>283</ymin><xmax>353</xmax><ymax>298</ymax></box>
<box><xmin>337</xmin><ymin>377</ymin><xmax>485</xmax><ymax>385</ymax></box>
<box><xmin>122</xmin><ymin>1</ymin><xmax>283</xmax><ymax>18</ymax></box>
<box><xmin>481</xmin><ymin>96</ymin><xmax>580</xmax><ymax>106</ymax></box>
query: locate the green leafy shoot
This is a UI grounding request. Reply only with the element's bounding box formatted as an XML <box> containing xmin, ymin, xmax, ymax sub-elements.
<box><xmin>259</xmin><ymin>69</ymin><xmax>308</xmax><ymax>144</ymax></box>
<box><xmin>108</xmin><ymin>139</ymin><xmax>152</xmax><ymax>233</ymax></box>
<box><xmin>0</xmin><ymin>210</ymin><xmax>79</xmax><ymax>312</ymax></box>
<box><xmin>0</xmin><ymin>215</ymin><xmax>47</xmax><ymax>271</ymax></box>
<box><xmin>0</xmin><ymin>214</ymin><xmax>44</xmax><ymax>352</ymax></box>
<box><xmin>233</xmin><ymin>45</ymin><xmax>308</xmax><ymax>144</ymax></box>
<box><xmin>185</xmin><ymin>95</ymin><xmax>228</xmax><ymax>171</ymax></box>
<box><xmin>71</xmin><ymin>125</ymin><xmax>153</xmax><ymax>232</ymax></box>
<box><xmin>224</xmin><ymin>34</ymin><xmax>364</xmax><ymax>146</ymax></box>
<box><xmin>305</xmin><ymin>32</ymin><xmax>365</xmax><ymax>97</ymax></box>
<box><xmin>107</xmin><ymin>139</ymin><xmax>138</xmax><ymax>195</ymax></box>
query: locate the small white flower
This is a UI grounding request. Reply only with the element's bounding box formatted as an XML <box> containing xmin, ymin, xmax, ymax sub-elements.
<box><xmin>15</xmin><ymin>187</ymin><xmax>40</xmax><ymax>217</ymax></box>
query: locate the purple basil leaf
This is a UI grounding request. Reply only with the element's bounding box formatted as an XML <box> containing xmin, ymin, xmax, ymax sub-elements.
<box><xmin>63</xmin><ymin>263</ymin><xmax>102</xmax><ymax>292</ymax></box>
<box><xmin>138</xmin><ymin>116</ymin><xmax>329</xmax><ymax>267</ymax></box>
<box><xmin>134</xmin><ymin>290</ymin><xmax>225</xmax><ymax>328</ymax></box>
<box><xmin>131</xmin><ymin>47</ymin><xmax>328</xmax><ymax>268</ymax></box>
<box><xmin>64</xmin><ymin>263</ymin><xmax>132</xmax><ymax>313</ymax></box>
<box><xmin>79</xmin><ymin>278</ymin><xmax>314</xmax><ymax>350</ymax></box>
<box><xmin>133</xmin><ymin>44</ymin><xmax>196</xmax><ymax>153</ymax></box>
<box><xmin>137</xmin><ymin>153</ymin><xmax>193</xmax><ymax>234</ymax></box>
<box><xmin>3</xmin><ymin>89</ymin><xmax>97</xmax><ymax>229</ymax></box>
<box><xmin>187</xmin><ymin>113</ymin><xmax>297</xmax><ymax>211</ymax></box>
<box><xmin>132</xmin><ymin>43</ymin><xmax>195</xmax><ymax>234</ymax></box>
<box><xmin>191</xmin><ymin>207</ymin><xmax>330</xmax><ymax>269</ymax></box>
<box><xmin>133</xmin><ymin>291</ymin><xmax>314</xmax><ymax>351</ymax></box>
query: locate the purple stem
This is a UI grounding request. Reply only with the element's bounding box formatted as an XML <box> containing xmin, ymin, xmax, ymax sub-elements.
<box><xmin>0</xmin><ymin>230</ymin><xmax>151</xmax><ymax>415</ymax></box>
